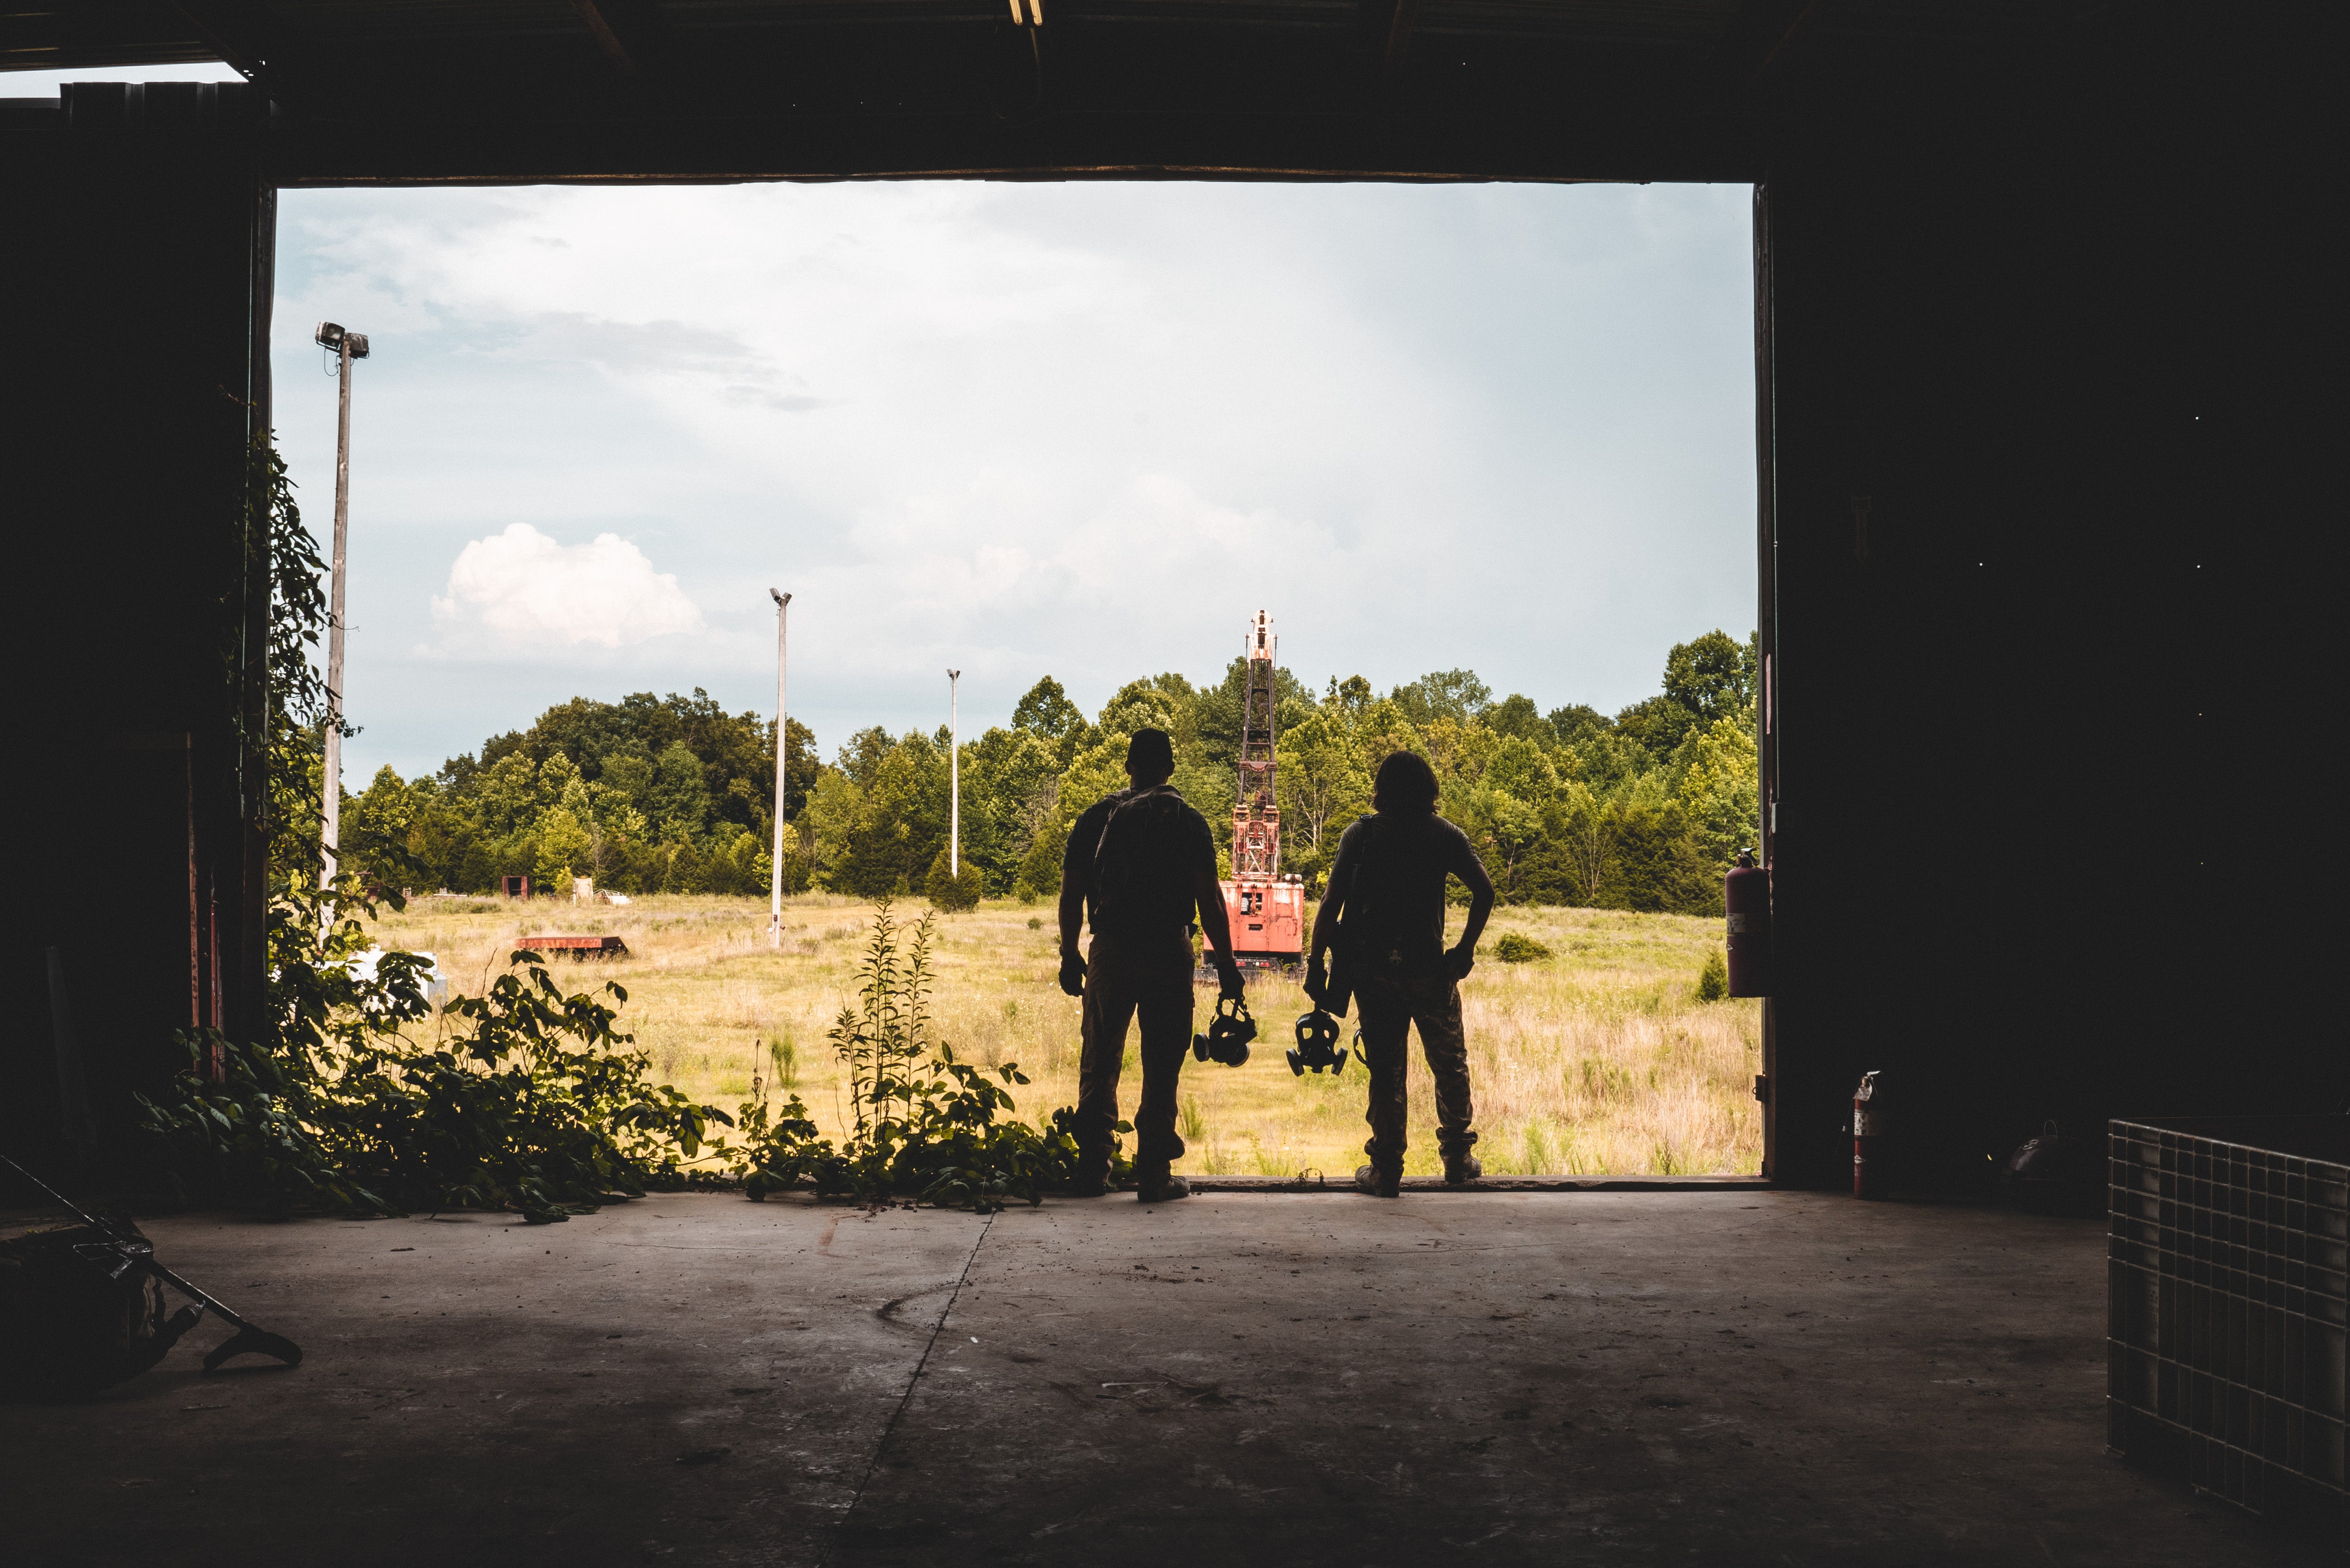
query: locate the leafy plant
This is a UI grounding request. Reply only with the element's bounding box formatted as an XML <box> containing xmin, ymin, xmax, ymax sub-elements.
<box><xmin>729</xmin><ymin>899</ymin><xmax>1118</xmax><ymax>1211</ymax></box>
<box><xmin>1694</xmin><ymin>947</ymin><xmax>1729</xmax><ymax>1003</ymax></box>
<box><xmin>133</xmin><ymin>434</ymin><xmax>732</xmax><ymax>1223</ymax></box>
<box><xmin>1493</xmin><ymin>931</ymin><xmax>1554</xmax><ymax>963</ymax></box>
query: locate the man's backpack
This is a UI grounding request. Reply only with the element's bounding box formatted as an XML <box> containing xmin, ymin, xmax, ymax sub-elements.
<box><xmin>1090</xmin><ymin>786</ymin><xmax>1198</xmax><ymax>937</ymax></box>
<box><xmin>1335</xmin><ymin>813</ymin><xmax>1444</xmax><ymax>977</ymax></box>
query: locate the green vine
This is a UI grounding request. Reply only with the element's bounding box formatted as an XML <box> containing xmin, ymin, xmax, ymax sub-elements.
<box><xmin>135</xmin><ymin>435</ymin><xmax>732</xmax><ymax>1222</ymax></box>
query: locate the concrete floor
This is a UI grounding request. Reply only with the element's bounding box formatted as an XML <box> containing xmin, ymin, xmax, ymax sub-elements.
<box><xmin>4</xmin><ymin>1191</ymin><xmax>2323</xmax><ymax>1568</ymax></box>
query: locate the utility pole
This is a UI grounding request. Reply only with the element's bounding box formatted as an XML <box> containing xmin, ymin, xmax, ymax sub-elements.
<box><xmin>313</xmin><ymin>323</ymin><xmax>368</xmax><ymax>912</ymax></box>
<box><xmin>947</xmin><ymin>670</ymin><xmax>961</xmax><ymax>875</ymax></box>
<box><xmin>769</xmin><ymin>589</ymin><xmax>792</xmax><ymax>949</ymax></box>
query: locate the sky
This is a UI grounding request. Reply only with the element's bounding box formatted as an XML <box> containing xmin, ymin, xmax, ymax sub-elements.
<box><xmin>16</xmin><ymin>66</ymin><xmax>1757</xmax><ymax>786</ymax></box>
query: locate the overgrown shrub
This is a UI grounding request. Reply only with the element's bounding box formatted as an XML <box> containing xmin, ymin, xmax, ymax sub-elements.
<box><xmin>1694</xmin><ymin>948</ymin><xmax>1729</xmax><ymax>1002</ymax></box>
<box><xmin>923</xmin><ymin>850</ymin><xmax>984</xmax><ymax>911</ymax></box>
<box><xmin>137</xmin><ymin>914</ymin><xmax>733</xmax><ymax>1223</ymax></box>
<box><xmin>729</xmin><ymin>900</ymin><xmax>1118</xmax><ymax>1210</ymax></box>
<box><xmin>132</xmin><ymin>433</ymin><xmax>732</xmax><ymax>1223</ymax></box>
<box><xmin>1493</xmin><ymin>931</ymin><xmax>1553</xmax><ymax>963</ymax></box>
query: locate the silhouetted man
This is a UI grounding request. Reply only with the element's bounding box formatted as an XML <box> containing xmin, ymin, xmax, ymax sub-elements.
<box><xmin>1059</xmin><ymin>727</ymin><xmax>1245</xmax><ymax>1202</ymax></box>
<box><xmin>1307</xmin><ymin>750</ymin><xmax>1495</xmax><ymax>1196</ymax></box>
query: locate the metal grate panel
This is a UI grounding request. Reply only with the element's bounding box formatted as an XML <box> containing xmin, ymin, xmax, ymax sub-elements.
<box><xmin>2109</xmin><ymin>1117</ymin><xmax>2350</xmax><ymax>1549</ymax></box>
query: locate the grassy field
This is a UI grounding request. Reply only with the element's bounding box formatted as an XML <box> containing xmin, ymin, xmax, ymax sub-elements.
<box><xmin>362</xmin><ymin>893</ymin><xmax>1761</xmax><ymax>1178</ymax></box>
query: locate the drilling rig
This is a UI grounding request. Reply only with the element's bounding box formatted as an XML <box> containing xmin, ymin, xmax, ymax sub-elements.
<box><xmin>1220</xmin><ymin>610</ymin><xmax>1305</xmax><ymax>973</ymax></box>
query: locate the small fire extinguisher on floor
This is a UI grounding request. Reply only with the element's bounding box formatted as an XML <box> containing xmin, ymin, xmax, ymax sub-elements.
<box><xmin>1852</xmin><ymin>1071</ymin><xmax>1886</xmax><ymax>1199</ymax></box>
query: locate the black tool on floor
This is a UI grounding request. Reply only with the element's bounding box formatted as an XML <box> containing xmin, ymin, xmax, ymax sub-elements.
<box><xmin>1287</xmin><ymin>1009</ymin><xmax>1347</xmax><ymax>1076</ymax></box>
<box><xmin>1192</xmin><ymin>995</ymin><xmax>1256</xmax><ymax>1067</ymax></box>
<box><xmin>0</xmin><ymin>1153</ymin><xmax>302</xmax><ymax>1373</ymax></box>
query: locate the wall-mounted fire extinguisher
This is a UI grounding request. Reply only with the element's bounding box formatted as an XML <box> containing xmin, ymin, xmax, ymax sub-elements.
<box><xmin>1725</xmin><ymin>848</ymin><xmax>1772</xmax><ymax>997</ymax></box>
<box><xmin>1852</xmin><ymin>1071</ymin><xmax>1887</xmax><ymax>1199</ymax></box>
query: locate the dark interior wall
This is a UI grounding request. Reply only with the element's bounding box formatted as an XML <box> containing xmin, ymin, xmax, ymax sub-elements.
<box><xmin>0</xmin><ymin>83</ymin><xmax>273</xmax><ymax>1172</ymax></box>
<box><xmin>1760</xmin><ymin>21</ymin><xmax>2344</xmax><ymax>1186</ymax></box>
<box><xmin>0</xmin><ymin>14</ymin><xmax>2336</xmax><ymax>1187</ymax></box>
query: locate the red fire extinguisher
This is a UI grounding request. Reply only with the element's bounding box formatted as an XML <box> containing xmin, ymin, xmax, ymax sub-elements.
<box><xmin>1852</xmin><ymin>1071</ymin><xmax>1887</xmax><ymax>1199</ymax></box>
<box><xmin>1725</xmin><ymin>848</ymin><xmax>1772</xmax><ymax>996</ymax></box>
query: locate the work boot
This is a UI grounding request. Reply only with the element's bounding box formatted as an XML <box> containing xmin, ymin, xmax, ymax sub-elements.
<box><xmin>1070</xmin><ymin>1154</ymin><xmax>1110</xmax><ymax>1198</ymax></box>
<box><xmin>1354</xmin><ymin>1163</ymin><xmax>1401</xmax><ymax>1198</ymax></box>
<box><xmin>1443</xmin><ymin>1153</ymin><xmax>1483</xmax><ymax>1187</ymax></box>
<box><xmin>1137</xmin><ymin>1172</ymin><xmax>1191</xmax><ymax>1204</ymax></box>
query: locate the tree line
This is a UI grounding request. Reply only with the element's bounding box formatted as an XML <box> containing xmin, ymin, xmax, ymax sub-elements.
<box><xmin>340</xmin><ymin>629</ymin><xmax>1758</xmax><ymax>915</ymax></box>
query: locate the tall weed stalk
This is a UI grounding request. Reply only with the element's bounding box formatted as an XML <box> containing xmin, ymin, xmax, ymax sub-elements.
<box><xmin>730</xmin><ymin>898</ymin><xmax>1118</xmax><ymax>1211</ymax></box>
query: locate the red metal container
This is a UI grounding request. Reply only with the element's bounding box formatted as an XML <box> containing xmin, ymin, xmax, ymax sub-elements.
<box><xmin>1724</xmin><ymin>849</ymin><xmax>1772</xmax><ymax>996</ymax></box>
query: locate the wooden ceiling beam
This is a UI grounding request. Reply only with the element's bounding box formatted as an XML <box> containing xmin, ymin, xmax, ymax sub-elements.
<box><xmin>570</xmin><ymin>0</ymin><xmax>671</xmax><ymax>84</ymax></box>
<box><xmin>1698</xmin><ymin>0</ymin><xmax>1823</xmax><ymax>95</ymax></box>
<box><xmin>164</xmin><ymin>0</ymin><xmax>311</xmax><ymax>89</ymax></box>
<box><xmin>1364</xmin><ymin>0</ymin><xmax>1421</xmax><ymax>81</ymax></box>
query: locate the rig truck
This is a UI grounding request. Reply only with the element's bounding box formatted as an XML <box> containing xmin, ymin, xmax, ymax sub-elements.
<box><xmin>1220</xmin><ymin>610</ymin><xmax>1306</xmax><ymax>973</ymax></box>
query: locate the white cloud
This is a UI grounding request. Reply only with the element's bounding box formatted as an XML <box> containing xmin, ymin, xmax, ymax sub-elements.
<box><xmin>274</xmin><ymin>181</ymin><xmax>1758</xmax><ymax>779</ymax></box>
<box><xmin>427</xmin><ymin>524</ymin><xmax>704</xmax><ymax>654</ymax></box>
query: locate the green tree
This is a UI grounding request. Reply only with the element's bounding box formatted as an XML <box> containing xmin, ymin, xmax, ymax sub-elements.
<box><xmin>1390</xmin><ymin>668</ymin><xmax>1492</xmax><ymax>727</ymax></box>
<box><xmin>923</xmin><ymin>848</ymin><xmax>984</xmax><ymax>911</ymax></box>
<box><xmin>1325</xmin><ymin>674</ymin><xmax>1375</xmax><ymax>721</ymax></box>
<box><xmin>1276</xmin><ymin>706</ymin><xmax>1371</xmax><ymax>873</ymax></box>
<box><xmin>1098</xmin><ymin>679</ymin><xmax>1183</xmax><ymax>738</ymax></box>
<box><xmin>1661</xmin><ymin>629</ymin><xmax>1757</xmax><ymax>728</ymax></box>
<box><xmin>1674</xmin><ymin>715</ymin><xmax>1760</xmax><ymax>871</ymax></box>
<box><xmin>1595</xmin><ymin>799</ymin><xmax>1715</xmax><ymax>914</ymax></box>
<box><xmin>1058</xmin><ymin>731</ymin><xmax>1132</xmax><ymax>823</ymax></box>
<box><xmin>1353</xmin><ymin>698</ymin><xmax>1426</xmax><ymax>778</ymax></box>
<box><xmin>836</xmin><ymin>726</ymin><xmax>894</xmax><ymax>792</ymax></box>
<box><xmin>1613</xmin><ymin>694</ymin><xmax>1699</xmax><ymax>758</ymax></box>
<box><xmin>647</xmin><ymin>742</ymin><xmax>710</xmax><ymax>841</ymax></box>
<box><xmin>1011</xmin><ymin>676</ymin><xmax>1086</xmax><ymax>747</ymax></box>
<box><xmin>1486</xmin><ymin>693</ymin><xmax>1548</xmax><ymax>742</ymax></box>
<box><xmin>342</xmin><ymin>766</ymin><xmax>419</xmax><ymax>892</ymax></box>
<box><xmin>1546</xmin><ymin>703</ymin><xmax>1611</xmax><ymax>747</ymax></box>
<box><xmin>1015</xmin><ymin>818</ymin><xmax>1068</xmax><ymax>901</ymax></box>
<box><xmin>835</xmin><ymin>734</ymin><xmax>948</xmax><ymax>896</ymax></box>
<box><xmin>534</xmin><ymin>805</ymin><xmax>592</xmax><ymax>887</ymax></box>
<box><xmin>961</xmin><ymin>726</ymin><xmax>1063</xmax><ymax>896</ymax></box>
<box><xmin>471</xmin><ymin>751</ymin><xmax>540</xmax><ymax>839</ymax></box>
<box><xmin>1453</xmin><ymin>783</ymin><xmax>1546</xmax><ymax>902</ymax></box>
<box><xmin>1664</xmin><ymin>625</ymin><xmax>1758</xmax><ymax>729</ymax></box>
<box><xmin>804</xmin><ymin>770</ymin><xmax>863</xmax><ymax>890</ymax></box>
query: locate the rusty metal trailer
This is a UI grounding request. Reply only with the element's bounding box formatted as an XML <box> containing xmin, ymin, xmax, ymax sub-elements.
<box><xmin>514</xmin><ymin>935</ymin><xmax>629</xmax><ymax>960</ymax></box>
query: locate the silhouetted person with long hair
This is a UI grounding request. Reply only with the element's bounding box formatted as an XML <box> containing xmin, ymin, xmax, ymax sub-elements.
<box><xmin>1059</xmin><ymin>727</ymin><xmax>1245</xmax><ymax>1202</ymax></box>
<box><xmin>1307</xmin><ymin>750</ymin><xmax>1495</xmax><ymax>1196</ymax></box>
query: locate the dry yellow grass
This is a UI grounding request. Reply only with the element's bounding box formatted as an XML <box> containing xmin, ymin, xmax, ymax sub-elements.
<box><xmin>363</xmin><ymin>893</ymin><xmax>1760</xmax><ymax>1177</ymax></box>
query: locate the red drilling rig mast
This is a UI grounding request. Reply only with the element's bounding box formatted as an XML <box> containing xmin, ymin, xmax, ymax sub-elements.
<box><xmin>1222</xmin><ymin>610</ymin><xmax>1304</xmax><ymax>971</ymax></box>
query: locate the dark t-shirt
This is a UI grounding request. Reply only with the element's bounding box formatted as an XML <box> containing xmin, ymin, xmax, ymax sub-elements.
<box><xmin>1063</xmin><ymin>786</ymin><xmax>1219</xmax><ymax>937</ymax></box>
<box><xmin>1329</xmin><ymin>811</ymin><xmax>1486</xmax><ymax>970</ymax></box>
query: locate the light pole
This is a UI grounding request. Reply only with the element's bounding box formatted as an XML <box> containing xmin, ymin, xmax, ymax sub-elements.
<box><xmin>313</xmin><ymin>321</ymin><xmax>368</xmax><ymax>910</ymax></box>
<box><xmin>947</xmin><ymin>669</ymin><xmax>961</xmax><ymax>876</ymax></box>
<box><xmin>768</xmin><ymin>589</ymin><xmax>792</xmax><ymax>949</ymax></box>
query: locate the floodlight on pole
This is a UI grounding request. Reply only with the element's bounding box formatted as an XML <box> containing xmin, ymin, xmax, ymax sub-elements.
<box><xmin>947</xmin><ymin>670</ymin><xmax>961</xmax><ymax>876</ymax></box>
<box><xmin>312</xmin><ymin>322</ymin><xmax>368</xmax><ymax>918</ymax></box>
<box><xmin>768</xmin><ymin>589</ymin><xmax>792</xmax><ymax>950</ymax></box>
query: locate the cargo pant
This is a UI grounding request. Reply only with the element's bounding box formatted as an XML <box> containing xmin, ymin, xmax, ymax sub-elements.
<box><xmin>1354</xmin><ymin>966</ymin><xmax>1477</xmax><ymax>1174</ymax></box>
<box><xmin>1076</xmin><ymin>928</ymin><xmax>1195</xmax><ymax>1181</ymax></box>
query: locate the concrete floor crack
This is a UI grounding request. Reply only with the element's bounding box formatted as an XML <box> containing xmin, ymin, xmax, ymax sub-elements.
<box><xmin>826</xmin><ymin>1210</ymin><xmax>996</xmax><ymax>1561</ymax></box>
